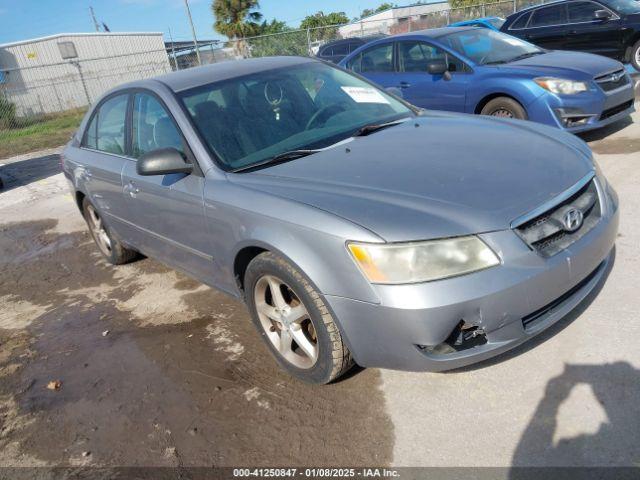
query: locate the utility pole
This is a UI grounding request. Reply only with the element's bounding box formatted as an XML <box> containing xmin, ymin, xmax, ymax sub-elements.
<box><xmin>183</xmin><ymin>0</ymin><xmax>202</xmax><ymax>66</ymax></box>
<box><xmin>168</xmin><ymin>27</ymin><xmax>179</xmax><ymax>70</ymax></box>
<box><xmin>89</xmin><ymin>6</ymin><xmax>101</xmax><ymax>32</ymax></box>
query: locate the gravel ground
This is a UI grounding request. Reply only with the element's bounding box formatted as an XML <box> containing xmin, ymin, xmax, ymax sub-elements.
<box><xmin>0</xmin><ymin>91</ymin><xmax>638</xmax><ymax>469</ymax></box>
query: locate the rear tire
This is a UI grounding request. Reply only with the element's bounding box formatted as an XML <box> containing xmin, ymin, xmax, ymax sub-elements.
<box><xmin>82</xmin><ymin>197</ymin><xmax>137</xmax><ymax>265</ymax></box>
<box><xmin>480</xmin><ymin>97</ymin><xmax>527</xmax><ymax>120</ymax></box>
<box><xmin>244</xmin><ymin>251</ymin><xmax>354</xmax><ymax>384</ymax></box>
<box><xmin>630</xmin><ymin>39</ymin><xmax>640</xmax><ymax>72</ymax></box>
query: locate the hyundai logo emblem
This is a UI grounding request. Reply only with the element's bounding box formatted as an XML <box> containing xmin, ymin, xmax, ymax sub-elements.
<box><xmin>562</xmin><ymin>208</ymin><xmax>584</xmax><ymax>232</ymax></box>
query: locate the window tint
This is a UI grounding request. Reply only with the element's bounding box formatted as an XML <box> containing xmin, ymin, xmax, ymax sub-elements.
<box><xmin>132</xmin><ymin>93</ymin><xmax>183</xmax><ymax>158</ymax></box>
<box><xmin>398</xmin><ymin>41</ymin><xmax>465</xmax><ymax>73</ymax></box>
<box><xmin>354</xmin><ymin>43</ymin><xmax>393</xmax><ymax>73</ymax></box>
<box><xmin>510</xmin><ymin>11</ymin><xmax>531</xmax><ymax>29</ymax></box>
<box><xmin>83</xmin><ymin>94</ymin><xmax>128</xmax><ymax>155</ymax></box>
<box><xmin>530</xmin><ymin>4</ymin><xmax>568</xmax><ymax>27</ymax></box>
<box><xmin>568</xmin><ymin>1</ymin><xmax>602</xmax><ymax>22</ymax></box>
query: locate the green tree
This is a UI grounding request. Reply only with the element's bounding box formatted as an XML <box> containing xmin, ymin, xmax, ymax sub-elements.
<box><xmin>359</xmin><ymin>2</ymin><xmax>394</xmax><ymax>19</ymax></box>
<box><xmin>249</xmin><ymin>18</ymin><xmax>308</xmax><ymax>57</ymax></box>
<box><xmin>300</xmin><ymin>11</ymin><xmax>349</xmax><ymax>42</ymax></box>
<box><xmin>212</xmin><ymin>0</ymin><xmax>263</xmax><ymax>56</ymax></box>
<box><xmin>448</xmin><ymin>0</ymin><xmax>486</xmax><ymax>8</ymax></box>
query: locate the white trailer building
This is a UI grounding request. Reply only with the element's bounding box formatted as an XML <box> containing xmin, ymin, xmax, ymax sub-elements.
<box><xmin>0</xmin><ymin>32</ymin><xmax>171</xmax><ymax>117</ymax></box>
<box><xmin>339</xmin><ymin>1</ymin><xmax>451</xmax><ymax>38</ymax></box>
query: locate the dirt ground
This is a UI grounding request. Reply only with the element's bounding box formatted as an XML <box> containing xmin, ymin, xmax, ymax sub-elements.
<box><xmin>0</xmin><ymin>82</ymin><xmax>638</xmax><ymax>468</ymax></box>
<box><xmin>0</xmin><ymin>152</ymin><xmax>392</xmax><ymax>467</ymax></box>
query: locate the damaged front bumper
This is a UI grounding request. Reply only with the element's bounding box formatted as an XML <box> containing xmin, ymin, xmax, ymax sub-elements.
<box><xmin>324</xmin><ymin>179</ymin><xmax>619</xmax><ymax>372</ymax></box>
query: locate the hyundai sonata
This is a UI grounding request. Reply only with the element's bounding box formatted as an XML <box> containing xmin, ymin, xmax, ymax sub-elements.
<box><xmin>62</xmin><ymin>57</ymin><xmax>618</xmax><ymax>384</ymax></box>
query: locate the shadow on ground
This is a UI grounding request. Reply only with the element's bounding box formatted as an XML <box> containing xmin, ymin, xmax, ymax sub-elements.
<box><xmin>0</xmin><ymin>154</ymin><xmax>61</xmax><ymax>193</ymax></box>
<box><xmin>510</xmin><ymin>361</ymin><xmax>640</xmax><ymax>472</ymax></box>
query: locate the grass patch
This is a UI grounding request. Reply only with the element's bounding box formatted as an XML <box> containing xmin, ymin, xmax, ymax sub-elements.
<box><xmin>0</xmin><ymin>109</ymin><xmax>85</xmax><ymax>159</ymax></box>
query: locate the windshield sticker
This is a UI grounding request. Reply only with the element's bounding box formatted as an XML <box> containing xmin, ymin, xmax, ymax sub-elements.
<box><xmin>341</xmin><ymin>86</ymin><xmax>389</xmax><ymax>104</ymax></box>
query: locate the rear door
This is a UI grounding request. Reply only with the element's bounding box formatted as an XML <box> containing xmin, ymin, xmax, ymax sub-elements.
<box><xmin>120</xmin><ymin>91</ymin><xmax>215</xmax><ymax>283</ymax></box>
<box><xmin>346</xmin><ymin>41</ymin><xmax>398</xmax><ymax>90</ymax></box>
<box><xmin>522</xmin><ymin>3</ymin><xmax>570</xmax><ymax>49</ymax></box>
<box><xmin>77</xmin><ymin>93</ymin><xmax>136</xmax><ymax>241</ymax></box>
<box><xmin>394</xmin><ymin>40</ymin><xmax>469</xmax><ymax>111</ymax></box>
<box><xmin>565</xmin><ymin>1</ymin><xmax>623</xmax><ymax>58</ymax></box>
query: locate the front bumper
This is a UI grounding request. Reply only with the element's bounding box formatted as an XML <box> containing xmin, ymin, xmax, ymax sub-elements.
<box><xmin>326</xmin><ymin>178</ymin><xmax>619</xmax><ymax>371</ymax></box>
<box><xmin>527</xmin><ymin>80</ymin><xmax>635</xmax><ymax>134</ymax></box>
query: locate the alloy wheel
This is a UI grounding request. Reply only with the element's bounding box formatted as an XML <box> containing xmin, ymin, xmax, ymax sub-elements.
<box><xmin>86</xmin><ymin>205</ymin><xmax>112</xmax><ymax>257</ymax></box>
<box><xmin>490</xmin><ymin>108</ymin><xmax>514</xmax><ymax>118</ymax></box>
<box><xmin>253</xmin><ymin>274</ymin><xmax>318</xmax><ymax>369</ymax></box>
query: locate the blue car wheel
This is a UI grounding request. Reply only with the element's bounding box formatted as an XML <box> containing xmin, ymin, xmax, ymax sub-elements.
<box><xmin>480</xmin><ymin>97</ymin><xmax>528</xmax><ymax>120</ymax></box>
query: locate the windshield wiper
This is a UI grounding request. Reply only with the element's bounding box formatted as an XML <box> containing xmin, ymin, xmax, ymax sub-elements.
<box><xmin>508</xmin><ymin>51</ymin><xmax>545</xmax><ymax>63</ymax></box>
<box><xmin>353</xmin><ymin>119</ymin><xmax>405</xmax><ymax>137</ymax></box>
<box><xmin>231</xmin><ymin>149</ymin><xmax>321</xmax><ymax>173</ymax></box>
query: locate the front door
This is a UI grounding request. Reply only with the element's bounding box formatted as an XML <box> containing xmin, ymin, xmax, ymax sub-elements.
<box><xmin>395</xmin><ymin>40</ymin><xmax>468</xmax><ymax>112</ymax></box>
<box><xmin>565</xmin><ymin>1</ymin><xmax>624</xmax><ymax>59</ymax></box>
<box><xmin>121</xmin><ymin>91</ymin><xmax>215</xmax><ymax>284</ymax></box>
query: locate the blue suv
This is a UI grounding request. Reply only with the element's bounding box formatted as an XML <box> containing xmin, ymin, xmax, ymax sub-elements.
<box><xmin>339</xmin><ymin>27</ymin><xmax>635</xmax><ymax>133</ymax></box>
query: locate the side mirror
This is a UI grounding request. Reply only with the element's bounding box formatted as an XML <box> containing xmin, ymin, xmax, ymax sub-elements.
<box><xmin>426</xmin><ymin>59</ymin><xmax>452</xmax><ymax>81</ymax></box>
<box><xmin>594</xmin><ymin>9</ymin><xmax>612</xmax><ymax>20</ymax></box>
<box><xmin>136</xmin><ymin>148</ymin><xmax>193</xmax><ymax>176</ymax></box>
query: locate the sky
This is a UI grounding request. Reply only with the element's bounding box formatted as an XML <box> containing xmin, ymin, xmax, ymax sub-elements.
<box><xmin>0</xmin><ymin>0</ymin><xmax>391</xmax><ymax>45</ymax></box>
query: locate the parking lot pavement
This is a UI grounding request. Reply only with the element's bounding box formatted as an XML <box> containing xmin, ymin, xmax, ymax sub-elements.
<box><xmin>0</xmin><ymin>104</ymin><xmax>638</xmax><ymax>468</ymax></box>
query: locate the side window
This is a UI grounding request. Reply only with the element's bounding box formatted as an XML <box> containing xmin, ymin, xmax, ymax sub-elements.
<box><xmin>83</xmin><ymin>94</ymin><xmax>128</xmax><ymax>155</ymax></box>
<box><xmin>530</xmin><ymin>4</ymin><xmax>568</xmax><ymax>27</ymax></box>
<box><xmin>359</xmin><ymin>43</ymin><xmax>394</xmax><ymax>73</ymax></box>
<box><xmin>131</xmin><ymin>93</ymin><xmax>184</xmax><ymax>159</ymax></box>
<box><xmin>398</xmin><ymin>42</ymin><xmax>466</xmax><ymax>73</ymax></box>
<box><xmin>347</xmin><ymin>53</ymin><xmax>362</xmax><ymax>72</ymax></box>
<box><xmin>568</xmin><ymin>1</ymin><xmax>602</xmax><ymax>22</ymax></box>
<box><xmin>510</xmin><ymin>11</ymin><xmax>532</xmax><ymax>29</ymax></box>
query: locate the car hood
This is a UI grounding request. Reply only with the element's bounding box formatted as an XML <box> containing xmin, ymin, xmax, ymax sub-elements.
<box><xmin>500</xmin><ymin>50</ymin><xmax>623</xmax><ymax>78</ymax></box>
<box><xmin>230</xmin><ymin>113</ymin><xmax>594</xmax><ymax>242</ymax></box>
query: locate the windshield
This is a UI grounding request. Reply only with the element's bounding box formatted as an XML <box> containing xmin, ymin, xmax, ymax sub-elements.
<box><xmin>440</xmin><ymin>29</ymin><xmax>543</xmax><ymax>65</ymax></box>
<box><xmin>180</xmin><ymin>62</ymin><xmax>412</xmax><ymax>170</ymax></box>
<box><xmin>604</xmin><ymin>0</ymin><xmax>640</xmax><ymax>14</ymax></box>
<box><xmin>487</xmin><ymin>17</ymin><xmax>506</xmax><ymax>28</ymax></box>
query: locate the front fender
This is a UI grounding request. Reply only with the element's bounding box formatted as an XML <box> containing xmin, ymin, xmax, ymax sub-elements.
<box><xmin>467</xmin><ymin>74</ymin><xmax>545</xmax><ymax>112</ymax></box>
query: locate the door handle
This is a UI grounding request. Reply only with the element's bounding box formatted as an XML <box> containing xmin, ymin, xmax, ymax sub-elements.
<box><xmin>399</xmin><ymin>81</ymin><xmax>411</xmax><ymax>89</ymax></box>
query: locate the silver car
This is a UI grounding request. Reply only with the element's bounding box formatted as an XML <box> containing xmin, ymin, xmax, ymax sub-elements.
<box><xmin>62</xmin><ymin>57</ymin><xmax>619</xmax><ymax>384</ymax></box>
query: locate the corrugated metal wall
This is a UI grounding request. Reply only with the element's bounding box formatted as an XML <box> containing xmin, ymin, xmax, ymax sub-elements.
<box><xmin>0</xmin><ymin>33</ymin><xmax>171</xmax><ymax>117</ymax></box>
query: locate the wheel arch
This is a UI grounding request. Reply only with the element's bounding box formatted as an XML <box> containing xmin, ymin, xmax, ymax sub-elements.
<box><xmin>624</xmin><ymin>33</ymin><xmax>640</xmax><ymax>62</ymax></box>
<box><xmin>474</xmin><ymin>92</ymin><xmax>525</xmax><ymax>115</ymax></box>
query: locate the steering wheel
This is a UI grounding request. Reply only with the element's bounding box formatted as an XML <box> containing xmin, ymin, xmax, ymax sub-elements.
<box><xmin>305</xmin><ymin>103</ymin><xmax>348</xmax><ymax>130</ymax></box>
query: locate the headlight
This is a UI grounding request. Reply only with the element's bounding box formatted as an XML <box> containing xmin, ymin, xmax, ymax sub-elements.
<box><xmin>347</xmin><ymin>236</ymin><xmax>500</xmax><ymax>284</ymax></box>
<box><xmin>534</xmin><ymin>77</ymin><xmax>589</xmax><ymax>95</ymax></box>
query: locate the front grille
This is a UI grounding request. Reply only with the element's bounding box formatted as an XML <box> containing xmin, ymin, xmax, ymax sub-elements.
<box><xmin>600</xmin><ymin>100</ymin><xmax>633</xmax><ymax>121</ymax></box>
<box><xmin>522</xmin><ymin>260</ymin><xmax>605</xmax><ymax>331</ymax></box>
<box><xmin>595</xmin><ymin>69</ymin><xmax>630</xmax><ymax>92</ymax></box>
<box><xmin>514</xmin><ymin>178</ymin><xmax>601</xmax><ymax>257</ymax></box>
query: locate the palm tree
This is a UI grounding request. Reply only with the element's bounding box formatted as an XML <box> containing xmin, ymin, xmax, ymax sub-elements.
<box><xmin>212</xmin><ymin>0</ymin><xmax>263</xmax><ymax>57</ymax></box>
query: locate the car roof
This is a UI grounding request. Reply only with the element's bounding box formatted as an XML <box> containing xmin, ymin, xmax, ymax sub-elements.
<box><xmin>322</xmin><ymin>35</ymin><xmax>385</xmax><ymax>47</ymax></box>
<box><xmin>394</xmin><ymin>26</ymin><xmax>477</xmax><ymax>38</ymax></box>
<box><xmin>140</xmin><ymin>56</ymin><xmax>317</xmax><ymax>93</ymax></box>
<box><xmin>450</xmin><ymin>16</ymin><xmax>501</xmax><ymax>25</ymax></box>
<box><xmin>509</xmin><ymin>0</ymin><xmax>567</xmax><ymax>15</ymax></box>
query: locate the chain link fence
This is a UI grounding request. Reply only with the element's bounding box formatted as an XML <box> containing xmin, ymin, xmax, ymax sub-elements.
<box><xmin>0</xmin><ymin>0</ymin><xmax>546</xmax><ymax>157</ymax></box>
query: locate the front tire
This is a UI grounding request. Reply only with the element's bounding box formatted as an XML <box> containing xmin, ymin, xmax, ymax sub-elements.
<box><xmin>82</xmin><ymin>197</ymin><xmax>137</xmax><ymax>265</ymax></box>
<box><xmin>480</xmin><ymin>97</ymin><xmax>527</xmax><ymax>120</ymax></box>
<box><xmin>244</xmin><ymin>252</ymin><xmax>354</xmax><ymax>384</ymax></box>
<box><xmin>630</xmin><ymin>39</ymin><xmax>640</xmax><ymax>72</ymax></box>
